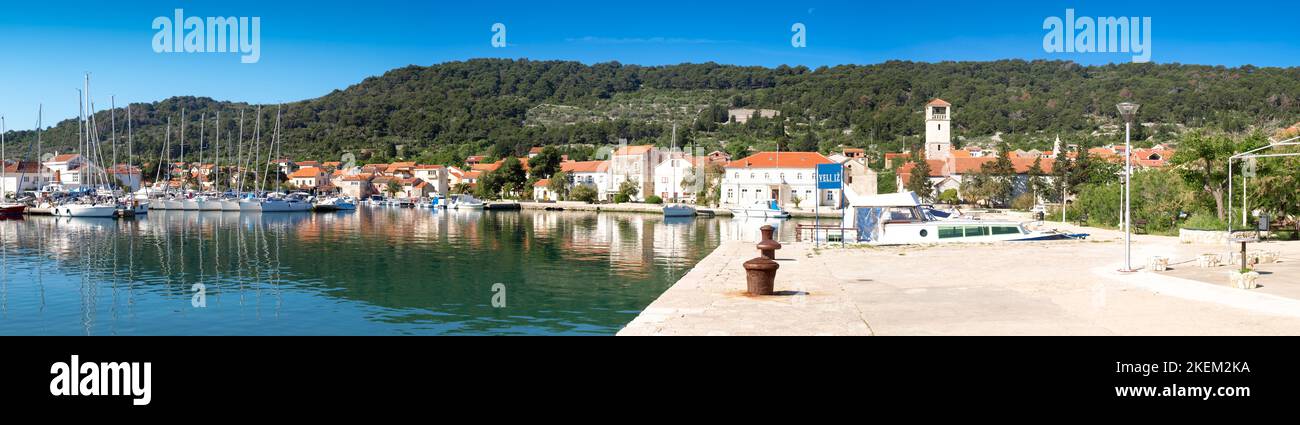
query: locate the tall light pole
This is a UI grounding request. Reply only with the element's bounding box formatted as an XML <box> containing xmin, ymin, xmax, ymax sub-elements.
<box><xmin>1117</xmin><ymin>102</ymin><xmax>1140</xmax><ymax>272</ymax></box>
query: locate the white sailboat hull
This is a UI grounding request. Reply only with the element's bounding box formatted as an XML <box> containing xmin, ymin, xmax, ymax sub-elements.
<box><xmin>199</xmin><ymin>199</ymin><xmax>223</xmax><ymax>211</ymax></box>
<box><xmin>181</xmin><ymin>199</ymin><xmax>200</xmax><ymax>210</ymax></box>
<box><xmin>53</xmin><ymin>204</ymin><xmax>118</xmax><ymax>218</ymax></box>
<box><xmin>220</xmin><ymin>200</ymin><xmax>242</xmax><ymax>211</ymax></box>
<box><xmin>239</xmin><ymin>199</ymin><xmax>263</xmax><ymax>212</ymax></box>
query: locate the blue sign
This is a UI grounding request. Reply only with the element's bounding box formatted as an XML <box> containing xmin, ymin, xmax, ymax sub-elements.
<box><xmin>816</xmin><ymin>163</ymin><xmax>843</xmax><ymax>190</ymax></box>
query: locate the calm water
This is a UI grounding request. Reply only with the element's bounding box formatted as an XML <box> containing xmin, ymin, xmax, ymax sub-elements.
<box><xmin>0</xmin><ymin>208</ymin><xmax>811</xmax><ymax>335</ymax></box>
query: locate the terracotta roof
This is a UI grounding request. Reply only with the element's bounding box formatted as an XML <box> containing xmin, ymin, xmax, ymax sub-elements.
<box><xmin>297</xmin><ymin>161</ymin><xmax>320</xmax><ymax>167</ymax></box>
<box><xmin>2</xmin><ymin>160</ymin><xmax>44</xmax><ymax>174</ymax></box>
<box><xmin>725</xmin><ymin>152</ymin><xmax>834</xmax><ymax>169</ymax></box>
<box><xmin>414</xmin><ymin>164</ymin><xmax>444</xmax><ymax>170</ymax></box>
<box><xmin>561</xmin><ymin>160</ymin><xmax>608</xmax><ymax>173</ymax></box>
<box><xmin>534</xmin><ymin>178</ymin><xmax>550</xmax><ymax>187</ymax></box>
<box><xmin>462</xmin><ymin>171</ymin><xmax>482</xmax><ymax>179</ymax></box>
<box><xmin>288</xmin><ymin>167</ymin><xmax>324</xmax><ymax>178</ymax></box>
<box><xmin>927</xmin><ymin>98</ymin><xmax>952</xmax><ymax>107</ymax></box>
<box><xmin>614</xmin><ymin>145</ymin><xmax>655</xmax><ymax>156</ymax></box>
<box><xmin>385</xmin><ymin>162</ymin><xmax>416</xmax><ymax>173</ymax></box>
<box><xmin>50</xmin><ymin>154</ymin><xmax>81</xmax><ymax>162</ymax></box>
<box><xmin>342</xmin><ymin>174</ymin><xmax>373</xmax><ymax>182</ymax></box>
<box><xmin>896</xmin><ymin>157</ymin><xmax>1056</xmax><ymax>179</ymax></box>
<box><xmin>529</xmin><ymin>147</ymin><xmax>544</xmax><ymax>154</ymax></box>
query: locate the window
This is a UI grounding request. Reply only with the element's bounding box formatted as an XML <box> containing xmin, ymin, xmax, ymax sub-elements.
<box><xmin>826</xmin><ymin>191</ymin><xmax>834</xmax><ymax>201</ymax></box>
<box><xmin>796</xmin><ymin>173</ymin><xmax>803</xmax><ymax>180</ymax></box>
<box><xmin>938</xmin><ymin>226</ymin><xmax>963</xmax><ymax>239</ymax></box>
<box><xmin>991</xmin><ymin>226</ymin><xmax>1021</xmax><ymax>235</ymax></box>
<box><xmin>764</xmin><ymin>173</ymin><xmax>769</xmax><ymax>179</ymax></box>
<box><xmin>965</xmin><ymin>226</ymin><xmax>989</xmax><ymax>237</ymax></box>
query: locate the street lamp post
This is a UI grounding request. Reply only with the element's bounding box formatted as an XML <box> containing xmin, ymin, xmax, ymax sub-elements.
<box><xmin>1117</xmin><ymin>102</ymin><xmax>1140</xmax><ymax>273</ymax></box>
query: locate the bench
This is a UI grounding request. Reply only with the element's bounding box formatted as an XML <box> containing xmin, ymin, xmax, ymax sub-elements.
<box><xmin>1133</xmin><ymin>219</ymin><xmax>1149</xmax><ymax>234</ymax></box>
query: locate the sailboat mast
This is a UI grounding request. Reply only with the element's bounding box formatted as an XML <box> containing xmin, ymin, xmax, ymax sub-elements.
<box><xmin>110</xmin><ymin>96</ymin><xmax>117</xmax><ymax>168</ymax></box>
<box><xmin>214</xmin><ymin>111</ymin><xmax>221</xmax><ymax>193</ymax></box>
<box><xmin>2</xmin><ymin>115</ymin><xmax>6</xmax><ymax>203</ymax></box>
<box><xmin>236</xmin><ymin>109</ymin><xmax>244</xmax><ymax>195</ymax></box>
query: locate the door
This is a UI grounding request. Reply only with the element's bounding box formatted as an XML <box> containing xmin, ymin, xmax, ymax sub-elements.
<box><xmin>770</xmin><ymin>189</ymin><xmax>778</xmax><ymax>200</ymax></box>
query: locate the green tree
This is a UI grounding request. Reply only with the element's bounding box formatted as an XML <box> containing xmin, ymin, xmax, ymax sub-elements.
<box><xmin>1171</xmin><ymin>131</ymin><xmax>1265</xmax><ymax>220</ymax></box>
<box><xmin>547</xmin><ymin>171</ymin><xmax>571</xmax><ymax>200</ymax></box>
<box><xmin>904</xmin><ymin>158</ymin><xmax>934</xmax><ymax>201</ymax></box>
<box><xmin>530</xmin><ymin>147</ymin><xmax>563</xmax><ymax>178</ymax></box>
<box><xmin>571</xmin><ymin>185</ymin><xmax>598</xmax><ymax>203</ymax></box>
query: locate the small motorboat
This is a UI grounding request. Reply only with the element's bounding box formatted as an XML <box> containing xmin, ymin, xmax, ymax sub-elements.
<box><xmin>729</xmin><ymin>200</ymin><xmax>790</xmax><ymax>219</ymax></box>
<box><xmin>0</xmin><ymin>202</ymin><xmax>26</xmax><ymax>216</ymax></box>
<box><xmin>662</xmin><ymin>204</ymin><xmax>696</xmax><ymax>217</ymax></box>
<box><xmin>314</xmin><ymin>196</ymin><xmax>357</xmax><ymax>211</ymax></box>
<box><xmin>449</xmin><ymin>194</ymin><xmax>485</xmax><ymax>210</ymax></box>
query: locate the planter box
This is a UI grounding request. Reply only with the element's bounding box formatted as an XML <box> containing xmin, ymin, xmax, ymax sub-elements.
<box><xmin>1229</xmin><ymin>271</ymin><xmax>1260</xmax><ymax>290</ymax></box>
<box><xmin>1148</xmin><ymin>256</ymin><xmax>1169</xmax><ymax>272</ymax></box>
<box><xmin>1197</xmin><ymin>253</ymin><xmax>1222</xmax><ymax>268</ymax></box>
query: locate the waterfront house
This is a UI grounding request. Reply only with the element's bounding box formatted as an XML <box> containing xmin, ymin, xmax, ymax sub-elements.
<box><xmin>42</xmin><ymin>154</ymin><xmax>95</xmax><ymax>190</ymax></box>
<box><xmin>721</xmin><ymin>151</ymin><xmax>839</xmax><ymax>209</ymax></box>
<box><xmin>399</xmin><ymin>178</ymin><xmax>433</xmax><ymax>199</ymax></box>
<box><xmin>653</xmin><ymin>155</ymin><xmax>705</xmax><ymax>203</ymax></box>
<box><xmin>105</xmin><ymin>164</ymin><xmax>143</xmax><ymax>191</ymax></box>
<box><xmin>288</xmin><ymin>167</ymin><xmax>328</xmax><ymax>190</ymax></box>
<box><xmin>609</xmin><ymin>145</ymin><xmax>660</xmax><ymax>202</ymax></box>
<box><xmin>412</xmin><ymin>165</ymin><xmax>450</xmax><ymax>197</ymax></box>
<box><xmin>562</xmin><ymin>160</ymin><xmax>611</xmax><ymax>200</ymax></box>
<box><xmin>1</xmin><ymin>160</ymin><xmax>49</xmax><ymax>194</ymax></box>
<box><xmin>533</xmin><ymin>179</ymin><xmax>556</xmax><ymax>201</ymax></box>
<box><xmin>338</xmin><ymin>173</ymin><xmax>374</xmax><ymax>199</ymax></box>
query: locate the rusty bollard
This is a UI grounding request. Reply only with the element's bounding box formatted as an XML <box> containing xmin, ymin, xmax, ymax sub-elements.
<box><xmin>743</xmin><ymin>257</ymin><xmax>779</xmax><ymax>296</ymax></box>
<box><xmin>757</xmin><ymin>225</ymin><xmax>782</xmax><ymax>260</ymax></box>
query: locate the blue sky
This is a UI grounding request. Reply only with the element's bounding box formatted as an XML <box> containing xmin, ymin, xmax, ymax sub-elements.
<box><xmin>2</xmin><ymin>0</ymin><xmax>1298</xmax><ymax>126</ymax></box>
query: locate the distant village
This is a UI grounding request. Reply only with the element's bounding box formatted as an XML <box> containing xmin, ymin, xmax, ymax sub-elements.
<box><xmin>4</xmin><ymin>99</ymin><xmax>1177</xmax><ymax>209</ymax></box>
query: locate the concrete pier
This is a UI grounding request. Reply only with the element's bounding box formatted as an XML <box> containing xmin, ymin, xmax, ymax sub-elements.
<box><xmin>619</xmin><ymin>223</ymin><xmax>1300</xmax><ymax>336</ymax></box>
<box><xmin>517</xmin><ymin>201</ymin><xmax>845</xmax><ymax>218</ymax></box>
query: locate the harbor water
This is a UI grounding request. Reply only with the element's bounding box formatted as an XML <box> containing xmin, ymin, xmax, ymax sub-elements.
<box><xmin>0</xmin><ymin>208</ymin><xmax>811</xmax><ymax>335</ymax></box>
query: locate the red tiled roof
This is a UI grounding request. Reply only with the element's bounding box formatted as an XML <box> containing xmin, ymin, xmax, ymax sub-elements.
<box><xmin>534</xmin><ymin>178</ymin><xmax>550</xmax><ymax>187</ymax></box>
<box><xmin>725</xmin><ymin>152</ymin><xmax>834</xmax><ymax>169</ymax></box>
<box><xmin>561</xmin><ymin>160</ymin><xmax>608</xmax><ymax>173</ymax></box>
<box><xmin>50</xmin><ymin>154</ymin><xmax>81</xmax><ymax>162</ymax></box>
<box><xmin>614</xmin><ymin>145</ymin><xmax>655</xmax><ymax>156</ymax></box>
<box><xmin>288</xmin><ymin>167</ymin><xmax>323</xmax><ymax>178</ymax></box>
<box><xmin>897</xmin><ymin>157</ymin><xmax>1056</xmax><ymax>180</ymax></box>
<box><xmin>927</xmin><ymin>98</ymin><xmax>952</xmax><ymax>107</ymax></box>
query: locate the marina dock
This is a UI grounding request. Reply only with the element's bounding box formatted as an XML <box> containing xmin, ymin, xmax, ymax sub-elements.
<box><xmin>620</xmin><ymin>223</ymin><xmax>1300</xmax><ymax>336</ymax></box>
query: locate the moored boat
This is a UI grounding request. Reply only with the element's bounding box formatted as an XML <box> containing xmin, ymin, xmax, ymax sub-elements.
<box><xmin>662</xmin><ymin>204</ymin><xmax>696</xmax><ymax>217</ymax></box>
<box><xmin>841</xmin><ymin>192</ymin><xmax>1087</xmax><ymax>244</ymax></box>
<box><xmin>729</xmin><ymin>200</ymin><xmax>790</xmax><ymax>219</ymax></box>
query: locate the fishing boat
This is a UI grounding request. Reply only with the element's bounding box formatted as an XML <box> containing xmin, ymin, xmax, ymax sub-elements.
<box><xmin>841</xmin><ymin>192</ymin><xmax>1087</xmax><ymax>245</ymax></box>
<box><xmin>662</xmin><ymin>204</ymin><xmax>696</xmax><ymax>217</ymax></box>
<box><xmin>730</xmin><ymin>200</ymin><xmax>791</xmax><ymax>219</ymax></box>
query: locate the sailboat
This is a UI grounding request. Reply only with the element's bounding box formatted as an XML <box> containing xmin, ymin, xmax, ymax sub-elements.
<box><xmin>54</xmin><ymin>75</ymin><xmax>117</xmax><ymax>218</ymax></box>
<box><xmin>0</xmin><ymin>115</ymin><xmax>27</xmax><ymax>216</ymax></box>
<box><xmin>661</xmin><ymin>124</ymin><xmax>697</xmax><ymax>218</ymax></box>
<box><xmin>219</xmin><ymin>111</ymin><xmax>242</xmax><ymax>211</ymax></box>
<box><xmin>254</xmin><ymin>105</ymin><xmax>310</xmax><ymax>213</ymax></box>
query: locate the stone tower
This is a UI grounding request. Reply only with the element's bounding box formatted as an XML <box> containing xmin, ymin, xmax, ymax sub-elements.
<box><xmin>924</xmin><ymin>99</ymin><xmax>952</xmax><ymax>160</ymax></box>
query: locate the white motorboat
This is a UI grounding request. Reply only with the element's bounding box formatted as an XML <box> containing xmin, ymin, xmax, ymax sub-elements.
<box><xmin>448</xmin><ymin>194</ymin><xmax>484</xmax><ymax>210</ymax></box>
<box><xmin>662</xmin><ymin>204</ymin><xmax>697</xmax><ymax>217</ymax></box>
<box><xmin>314</xmin><ymin>196</ymin><xmax>356</xmax><ymax>211</ymax></box>
<box><xmin>729</xmin><ymin>200</ymin><xmax>790</xmax><ymax>219</ymax></box>
<box><xmin>841</xmin><ymin>192</ymin><xmax>1088</xmax><ymax>245</ymax></box>
<box><xmin>259</xmin><ymin>193</ymin><xmax>313</xmax><ymax>213</ymax></box>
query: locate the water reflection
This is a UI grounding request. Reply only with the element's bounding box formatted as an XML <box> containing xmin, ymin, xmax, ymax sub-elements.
<box><xmin>0</xmin><ymin>209</ymin><xmax>813</xmax><ymax>335</ymax></box>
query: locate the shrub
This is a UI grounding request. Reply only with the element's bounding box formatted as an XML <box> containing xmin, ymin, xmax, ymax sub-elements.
<box><xmin>613</xmin><ymin>193</ymin><xmax>630</xmax><ymax>204</ymax></box>
<box><xmin>1182</xmin><ymin>213</ymin><xmax>1227</xmax><ymax>231</ymax></box>
<box><xmin>1011</xmin><ymin>193</ymin><xmax>1037</xmax><ymax>211</ymax></box>
<box><xmin>644</xmin><ymin>195</ymin><xmax>663</xmax><ymax>204</ymax></box>
<box><xmin>937</xmin><ymin>189</ymin><xmax>959</xmax><ymax>205</ymax></box>
<box><xmin>571</xmin><ymin>185</ymin><xmax>598</xmax><ymax>203</ymax></box>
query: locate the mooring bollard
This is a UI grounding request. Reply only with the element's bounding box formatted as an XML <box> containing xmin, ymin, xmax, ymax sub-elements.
<box><xmin>743</xmin><ymin>257</ymin><xmax>779</xmax><ymax>295</ymax></box>
<box><xmin>757</xmin><ymin>225</ymin><xmax>782</xmax><ymax>260</ymax></box>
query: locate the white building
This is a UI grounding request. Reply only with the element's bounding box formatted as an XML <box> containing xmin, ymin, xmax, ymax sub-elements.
<box><xmin>653</xmin><ymin>156</ymin><xmax>705</xmax><ymax>203</ymax></box>
<box><xmin>412</xmin><ymin>165</ymin><xmax>450</xmax><ymax>197</ymax></box>
<box><xmin>42</xmin><ymin>154</ymin><xmax>95</xmax><ymax>190</ymax></box>
<box><xmin>562</xmin><ymin>160</ymin><xmax>611</xmax><ymax>200</ymax></box>
<box><xmin>721</xmin><ymin>152</ymin><xmax>840</xmax><ymax>209</ymax></box>
<box><xmin>2</xmin><ymin>160</ymin><xmax>49</xmax><ymax>195</ymax></box>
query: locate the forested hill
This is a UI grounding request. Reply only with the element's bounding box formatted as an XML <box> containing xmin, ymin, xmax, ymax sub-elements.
<box><xmin>5</xmin><ymin>59</ymin><xmax>1300</xmax><ymax>167</ymax></box>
